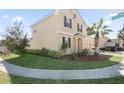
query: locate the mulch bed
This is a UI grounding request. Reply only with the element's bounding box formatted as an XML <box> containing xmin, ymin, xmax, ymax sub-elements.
<box><xmin>61</xmin><ymin>54</ymin><xmax>108</xmax><ymax>61</ymax></box>
<box><xmin>61</xmin><ymin>54</ymin><xmax>75</xmax><ymax>60</ymax></box>
<box><xmin>79</xmin><ymin>55</ymin><xmax>107</xmax><ymax>61</ymax></box>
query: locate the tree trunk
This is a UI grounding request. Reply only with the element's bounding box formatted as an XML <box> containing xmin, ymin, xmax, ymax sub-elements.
<box><xmin>94</xmin><ymin>31</ymin><xmax>100</xmax><ymax>55</ymax></box>
<box><xmin>123</xmin><ymin>39</ymin><xmax>124</xmax><ymax>47</ymax></box>
<box><xmin>94</xmin><ymin>38</ymin><xmax>99</xmax><ymax>55</ymax></box>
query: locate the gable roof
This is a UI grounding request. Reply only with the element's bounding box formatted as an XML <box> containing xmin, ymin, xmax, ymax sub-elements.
<box><xmin>107</xmin><ymin>39</ymin><xmax>122</xmax><ymax>43</ymax></box>
<box><xmin>31</xmin><ymin>10</ymin><xmax>55</xmax><ymax>27</ymax></box>
<box><xmin>70</xmin><ymin>10</ymin><xmax>87</xmax><ymax>26</ymax></box>
<box><xmin>31</xmin><ymin>9</ymin><xmax>88</xmax><ymax>27</ymax></box>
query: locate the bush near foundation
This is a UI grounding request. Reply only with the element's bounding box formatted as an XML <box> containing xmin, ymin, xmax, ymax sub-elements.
<box><xmin>25</xmin><ymin>48</ymin><xmax>90</xmax><ymax>60</ymax></box>
<box><xmin>72</xmin><ymin>49</ymin><xmax>90</xmax><ymax>57</ymax></box>
<box><xmin>25</xmin><ymin>49</ymin><xmax>41</xmax><ymax>55</ymax></box>
<box><xmin>25</xmin><ymin>48</ymin><xmax>61</xmax><ymax>58</ymax></box>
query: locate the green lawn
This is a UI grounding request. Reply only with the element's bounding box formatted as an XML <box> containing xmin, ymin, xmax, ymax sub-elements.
<box><xmin>105</xmin><ymin>51</ymin><xmax>122</xmax><ymax>55</ymax></box>
<box><xmin>1</xmin><ymin>53</ymin><xmax>122</xmax><ymax>69</ymax></box>
<box><xmin>0</xmin><ymin>71</ymin><xmax>124</xmax><ymax>84</ymax></box>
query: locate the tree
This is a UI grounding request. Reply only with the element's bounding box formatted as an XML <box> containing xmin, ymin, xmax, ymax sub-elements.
<box><xmin>87</xmin><ymin>18</ymin><xmax>112</xmax><ymax>55</ymax></box>
<box><xmin>1</xmin><ymin>21</ymin><xmax>29</xmax><ymax>53</ymax></box>
<box><xmin>117</xmin><ymin>25</ymin><xmax>124</xmax><ymax>47</ymax></box>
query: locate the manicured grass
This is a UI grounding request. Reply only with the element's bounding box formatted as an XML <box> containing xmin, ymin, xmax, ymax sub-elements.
<box><xmin>0</xmin><ymin>71</ymin><xmax>124</xmax><ymax>84</ymax></box>
<box><xmin>1</xmin><ymin>53</ymin><xmax>122</xmax><ymax>69</ymax></box>
<box><xmin>105</xmin><ymin>51</ymin><xmax>122</xmax><ymax>55</ymax></box>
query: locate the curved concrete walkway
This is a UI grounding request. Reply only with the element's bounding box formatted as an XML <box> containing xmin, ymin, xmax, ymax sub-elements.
<box><xmin>0</xmin><ymin>53</ymin><xmax>124</xmax><ymax>80</ymax></box>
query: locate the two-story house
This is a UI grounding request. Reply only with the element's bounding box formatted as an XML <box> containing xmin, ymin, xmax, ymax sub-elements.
<box><xmin>29</xmin><ymin>9</ymin><xmax>95</xmax><ymax>53</ymax></box>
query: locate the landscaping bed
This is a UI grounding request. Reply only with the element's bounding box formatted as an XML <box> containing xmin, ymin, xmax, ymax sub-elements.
<box><xmin>1</xmin><ymin>53</ymin><xmax>122</xmax><ymax>70</ymax></box>
<box><xmin>61</xmin><ymin>54</ymin><xmax>108</xmax><ymax>61</ymax></box>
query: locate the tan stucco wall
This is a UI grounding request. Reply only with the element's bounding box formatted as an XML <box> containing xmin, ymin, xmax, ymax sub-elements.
<box><xmin>29</xmin><ymin>10</ymin><xmax>92</xmax><ymax>53</ymax></box>
<box><xmin>82</xmin><ymin>37</ymin><xmax>95</xmax><ymax>50</ymax></box>
<box><xmin>30</xmin><ymin>14</ymin><xmax>60</xmax><ymax>50</ymax></box>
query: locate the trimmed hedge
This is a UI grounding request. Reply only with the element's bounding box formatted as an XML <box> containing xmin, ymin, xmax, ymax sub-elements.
<box><xmin>117</xmin><ymin>47</ymin><xmax>124</xmax><ymax>51</ymax></box>
<box><xmin>25</xmin><ymin>48</ymin><xmax>61</xmax><ymax>58</ymax></box>
<box><xmin>100</xmin><ymin>47</ymin><xmax>117</xmax><ymax>52</ymax></box>
<box><xmin>72</xmin><ymin>49</ymin><xmax>90</xmax><ymax>57</ymax></box>
<box><xmin>100</xmin><ymin>47</ymin><xmax>111</xmax><ymax>51</ymax></box>
<box><xmin>25</xmin><ymin>48</ymin><xmax>90</xmax><ymax>59</ymax></box>
<box><xmin>100</xmin><ymin>47</ymin><xmax>124</xmax><ymax>52</ymax></box>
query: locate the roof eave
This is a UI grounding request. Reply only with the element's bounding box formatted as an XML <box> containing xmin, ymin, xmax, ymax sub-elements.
<box><xmin>31</xmin><ymin>10</ymin><xmax>56</xmax><ymax>27</ymax></box>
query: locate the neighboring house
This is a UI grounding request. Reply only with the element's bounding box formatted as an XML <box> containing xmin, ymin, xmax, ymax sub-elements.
<box><xmin>29</xmin><ymin>9</ymin><xmax>95</xmax><ymax>53</ymax></box>
<box><xmin>104</xmin><ymin>39</ymin><xmax>123</xmax><ymax>48</ymax></box>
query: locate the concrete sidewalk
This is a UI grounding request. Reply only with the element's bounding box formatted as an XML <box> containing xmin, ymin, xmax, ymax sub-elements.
<box><xmin>0</xmin><ymin>53</ymin><xmax>124</xmax><ymax>80</ymax></box>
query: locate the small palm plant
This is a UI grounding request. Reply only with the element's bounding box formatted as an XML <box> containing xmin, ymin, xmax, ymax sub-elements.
<box><xmin>59</xmin><ymin>42</ymin><xmax>68</xmax><ymax>55</ymax></box>
<box><xmin>87</xmin><ymin>18</ymin><xmax>112</xmax><ymax>55</ymax></box>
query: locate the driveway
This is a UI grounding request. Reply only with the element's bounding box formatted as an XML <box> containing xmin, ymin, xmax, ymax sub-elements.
<box><xmin>0</xmin><ymin>53</ymin><xmax>124</xmax><ymax>79</ymax></box>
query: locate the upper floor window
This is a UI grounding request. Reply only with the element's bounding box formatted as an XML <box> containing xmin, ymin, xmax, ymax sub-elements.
<box><xmin>64</xmin><ymin>16</ymin><xmax>72</xmax><ymax>29</ymax></box>
<box><xmin>77</xmin><ymin>23</ymin><xmax>83</xmax><ymax>32</ymax></box>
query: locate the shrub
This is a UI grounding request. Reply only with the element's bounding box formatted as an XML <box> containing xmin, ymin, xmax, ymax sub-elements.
<box><xmin>48</xmin><ymin>50</ymin><xmax>61</xmax><ymax>58</ymax></box>
<box><xmin>73</xmin><ymin>49</ymin><xmax>90</xmax><ymax>57</ymax></box>
<box><xmin>60</xmin><ymin>43</ymin><xmax>68</xmax><ymax>54</ymax></box>
<box><xmin>40</xmin><ymin>48</ymin><xmax>49</xmax><ymax>56</ymax></box>
<box><xmin>25</xmin><ymin>49</ymin><xmax>41</xmax><ymax>55</ymax></box>
<box><xmin>117</xmin><ymin>47</ymin><xmax>124</xmax><ymax>51</ymax></box>
<box><xmin>25</xmin><ymin>48</ymin><xmax>62</xmax><ymax>58</ymax></box>
<box><xmin>100</xmin><ymin>47</ymin><xmax>118</xmax><ymax>52</ymax></box>
<box><xmin>100</xmin><ymin>48</ymin><xmax>105</xmax><ymax>51</ymax></box>
<box><xmin>26</xmin><ymin>48</ymin><xmax>50</xmax><ymax>56</ymax></box>
<box><xmin>60</xmin><ymin>43</ymin><xmax>68</xmax><ymax>50</ymax></box>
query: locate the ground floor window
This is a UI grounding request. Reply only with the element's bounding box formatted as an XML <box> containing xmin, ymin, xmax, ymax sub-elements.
<box><xmin>62</xmin><ymin>37</ymin><xmax>71</xmax><ymax>48</ymax></box>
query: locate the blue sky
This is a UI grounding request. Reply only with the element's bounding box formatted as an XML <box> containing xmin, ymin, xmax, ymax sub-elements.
<box><xmin>0</xmin><ymin>9</ymin><xmax>124</xmax><ymax>39</ymax></box>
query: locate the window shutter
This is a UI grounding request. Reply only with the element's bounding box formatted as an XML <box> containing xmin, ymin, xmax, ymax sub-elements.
<box><xmin>68</xmin><ymin>38</ymin><xmax>71</xmax><ymax>48</ymax></box>
<box><xmin>77</xmin><ymin>23</ymin><xmax>79</xmax><ymax>32</ymax></box>
<box><xmin>70</xmin><ymin>19</ymin><xmax>72</xmax><ymax>29</ymax></box>
<box><xmin>64</xmin><ymin>16</ymin><xmax>66</xmax><ymax>27</ymax></box>
<box><xmin>62</xmin><ymin>37</ymin><xmax>65</xmax><ymax>45</ymax></box>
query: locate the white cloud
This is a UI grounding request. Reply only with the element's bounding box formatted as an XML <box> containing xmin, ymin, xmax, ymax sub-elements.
<box><xmin>104</xmin><ymin>20</ymin><xmax>112</xmax><ymax>25</ymax></box>
<box><xmin>3</xmin><ymin>15</ymin><xmax>9</xmax><ymax>18</ymax></box>
<box><xmin>13</xmin><ymin>16</ymin><xmax>24</xmax><ymax>22</ymax></box>
<box><xmin>108</xmin><ymin>13</ymin><xmax>117</xmax><ymax>17</ymax></box>
<box><xmin>104</xmin><ymin>13</ymin><xmax>118</xmax><ymax>25</ymax></box>
<box><xmin>105</xmin><ymin>13</ymin><xmax>118</xmax><ymax>20</ymax></box>
<box><xmin>105</xmin><ymin>15</ymin><xmax>109</xmax><ymax>19</ymax></box>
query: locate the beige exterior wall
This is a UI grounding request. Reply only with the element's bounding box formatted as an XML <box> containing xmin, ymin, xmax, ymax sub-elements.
<box><xmin>29</xmin><ymin>10</ymin><xmax>94</xmax><ymax>53</ymax></box>
<box><xmin>82</xmin><ymin>37</ymin><xmax>95</xmax><ymax>50</ymax></box>
<box><xmin>99</xmin><ymin>36</ymin><xmax>108</xmax><ymax>48</ymax></box>
<box><xmin>30</xmin><ymin>13</ymin><xmax>60</xmax><ymax>51</ymax></box>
